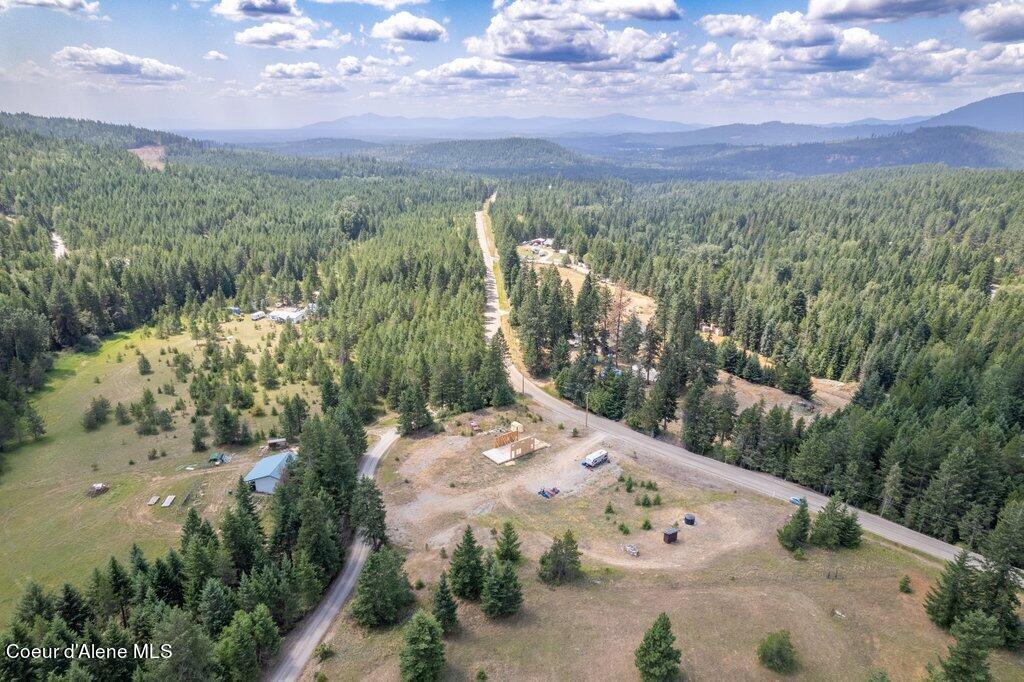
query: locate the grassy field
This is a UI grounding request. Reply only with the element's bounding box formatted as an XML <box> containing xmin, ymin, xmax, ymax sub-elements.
<box><xmin>308</xmin><ymin>412</ymin><xmax>1024</xmax><ymax>681</ymax></box>
<box><xmin>0</xmin><ymin>317</ymin><xmax>318</xmax><ymax>620</ymax></box>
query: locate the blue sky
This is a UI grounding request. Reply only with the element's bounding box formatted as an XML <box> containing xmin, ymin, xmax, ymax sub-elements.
<box><xmin>0</xmin><ymin>0</ymin><xmax>1021</xmax><ymax>128</ymax></box>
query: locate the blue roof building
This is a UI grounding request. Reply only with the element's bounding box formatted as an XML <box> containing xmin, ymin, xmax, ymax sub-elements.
<box><xmin>243</xmin><ymin>450</ymin><xmax>296</xmax><ymax>494</ymax></box>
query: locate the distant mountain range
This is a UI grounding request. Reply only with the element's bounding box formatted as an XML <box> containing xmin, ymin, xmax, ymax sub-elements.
<box><xmin>180</xmin><ymin>91</ymin><xmax>1023</xmax><ymax>146</ymax></box>
<box><xmin>916</xmin><ymin>92</ymin><xmax>1024</xmax><ymax>132</ymax></box>
<box><xmin>360</xmin><ymin>127</ymin><xmax>1024</xmax><ymax>181</ymax></box>
<box><xmin>297</xmin><ymin>112</ymin><xmax>702</xmax><ymax>139</ymax></box>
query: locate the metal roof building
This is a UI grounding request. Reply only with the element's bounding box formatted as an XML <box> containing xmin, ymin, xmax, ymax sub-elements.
<box><xmin>243</xmin><ymin>450</ymin><xmax>296</xmax><ymax>494</ymax></box>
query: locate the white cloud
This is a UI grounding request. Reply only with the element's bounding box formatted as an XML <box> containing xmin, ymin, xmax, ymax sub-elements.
<box><xmin>52</xmin><ymin>45</ymin><xmax>189</xmax><ymax>82</ymax></box>
<box><xmin>696</xmin><ymin>14</ymin><xmax>763</xmax><ymax>39</ymax></box>
<box><xmin>336</xmin><ymin>55</ymin><xmax>363</xmax><ymax>75</ymax></box>
<box><xmin>263</xmin><ymin>61</ymin><xmax>327</xmax><ymax>78</ymax></box>
<box><xmin>694</xmin><ymin>12</ymin><xmax>886</xmax><ymax>75</ymax></box>
<box><xmin>961</xmin><ymin>1</ymin><xmax>1024</xmax><ymax>42</ymax></box>
<box><xmin>576</xmin><ymin>0</ymin><xmax>682</xmax><ymax>21</ymax></box>
<box><xmin>0</xmin><ymin>0</ymin><xmax>98</xmax><ymax>14</ymax></box>
<box><xmin>417</xmin><ymin>56</ymin><xmax>519</xmax><ymax>83</ymax></box>
<box><xmin>252</xmin><ymin>60</ymin><xmax>348</xmax><ymax>95</ymax></box>
<box><xmin>370</xmin><ymin>11</ymin><xmax>448</xmax><ymax>41</ymax></box>
<box><xmin>235</xmin><ymin>20</ymin><xmax>352</xmax><ymax>49</ymax></box>
<box><xmin>968</xmin><ymin>41</ymin><xmax>1024</xmax><ymax>73</ymax></box>
<box><xmin>807</xmin><ymin>0</ymin><xmax>982</xmax><ymax>22</ymax></box>
<box><xmin>466</xmin><ymin>0</ymin><xmax>677</xmax><ymax>66</ymax></box>
<box><xmin>310</xmin><ymin>0</ymin><xmax>427</xmax><ymax>8</ymax></box>
<box><xmin>211</xmin><ymin>0</ymin><xmax>299</xmax><ymax>22</ymax></box>
<box><xmin>203</xmin><ymin>50</ymin><xmax>229</xmax><ymax>60</ymax></box>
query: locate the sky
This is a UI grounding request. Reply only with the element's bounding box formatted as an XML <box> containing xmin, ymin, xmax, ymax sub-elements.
<box><xmin>0</xmin><ymin>0</ymin><xmax>1022</xmax><ymax>129</ymax></box>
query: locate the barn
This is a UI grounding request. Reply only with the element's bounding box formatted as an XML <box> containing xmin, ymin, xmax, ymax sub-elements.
<box><xmin>243</xmin><ymin>450</ymin><xmax>296</xmax><ymax>494</ymax></box>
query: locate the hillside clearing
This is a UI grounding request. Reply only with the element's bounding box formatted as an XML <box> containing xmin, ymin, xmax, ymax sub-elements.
<box><xmin>130</xmin><ymin>145</ymin><xmax>166</xmax><ymax>170</ymax></box>
<box><xmin>306</xmin><ymin>406</ymin><xmax>1024</xmax><ymax>681</ymax></box>
<box><xmin>0</xmin><ymin>317</ymin><xmax>318</xmax><ymax>620</ymax></box>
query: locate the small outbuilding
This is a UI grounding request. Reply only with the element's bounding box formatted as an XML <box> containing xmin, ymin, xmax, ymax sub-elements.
<box><xmin>663</xmin><ymin>527</ymin><xmax>679</xmax><ymax>544</ymax></box>
<box><xmin>267</xmin><ymin>437</ymin><xmax>288</xmax><ymax>450</ymax></box>
<box><xmin>251</xmin><ymin>311</ymin><xmax>267</xmax><ymax>321</ymax></box>
<box><xmin>244</xmin><ymin>450</ymin><xmax>296</xmax><ymax>494</ymax></box>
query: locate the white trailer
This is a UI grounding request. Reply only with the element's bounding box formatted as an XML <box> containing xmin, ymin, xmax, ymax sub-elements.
<box><xmin>582</xmin><ymin>449</ymin><xmax>609</xmax><ymax>468</ymax></box>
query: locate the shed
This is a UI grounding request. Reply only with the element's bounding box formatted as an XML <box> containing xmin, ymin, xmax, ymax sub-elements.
<box><xmin>267</xmin><ymin>437</ymin><xmax>288</xmax><ymax>450</ymax></box>
<box><xmin>244</xmin><ymin>450</ymin><xmax>296</xmax><ymax>494</ymax></box>
<box><xmin>251</xmin><ymin>311</ymin><xmax>266</xmax><ymax>321</ymax></box>
<box><xmin>663</xmin><ymin>527</ymin><xmax>678</xmax><ymax>544</ymax></box>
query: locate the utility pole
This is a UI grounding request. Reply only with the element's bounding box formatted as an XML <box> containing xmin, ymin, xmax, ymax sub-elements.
<box><xmin>584</xmin><ymin>392</ymin><xmax>589</xmax><ymax>428</ymax></box>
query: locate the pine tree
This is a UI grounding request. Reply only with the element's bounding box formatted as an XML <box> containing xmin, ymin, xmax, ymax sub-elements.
<box><xmin>482</xmin><ymin>331</ymin><xmax>515</xmax><ymax>406</ymax></box>
<box><xmin>258</xmin><ymin>350</ymin><xmax>279</xmax><ymax>389</ymax></box>
<box><xmin>758</xmin><ymin>630</ymin><xmax>798</xmax><ymax>674</ymax></box>
<box><xmin>431</xmin><ymin>571</ymin><xmax>458</xmax><ymax>634</ymax></box>
<box><xmin>494</xmin><ymin>520</ymin><xmax>522</xmax><ymax>564</ymax></box>
<box><xmin>481</xmin><ymin>561</ymin><xmax>523</xmax><ymax>618</ymax></box>
<box><xmin>192</xmin><ymin>417</ymin><xmax>210</xmax><ymax>452</ymax></box>
<box><xmin>350</xmin><ymin>546</ymin><xmax>414</xmax><ymax>628</ymax></box>
<box><xmin>399</xmin><ymin>610</ymin><xmax>445</xmax><ymax>682</ymax></box>
<box><xmin>55</xmin><ymin>583</ymin><xmax>89</xmax><ymax>633</ymax></box>
<box><xmin>925</xmin><ymin>550</ymin><xmax>978</xmax><ymax>629</ymax></box>
<box><xmin>538</xmin><ymin>529</ymin><xmax>583</xmax><ymax>585</ymax></box>
<box><xmin>197</xmin><ymin>578</ymin><xmax>236</xmax><ymax>638</ymax></box>
<box><xmin>928</xmin><ymin>611</ymin><xmax>1000</xmax><ymax>682</ymax></box>
<box><xmin>808</xmin><ymin>497</ymin><xmax>861</xmax><ymax>549</ymax></box>
<box><xmin>350</xmin><ymin>476</ymin><xmax>388</xmax><ymax>549</ymax></box>
<box><xmin>777</xmin><ymin>498</ymin><xmax>810</xmax><ymax>551</ymax></box>
<box><xmin>147</xmin><ymin>608</ymin><xmax>217</xmax><ymax>682</ymax></box>
<box><xmin>296</xmin><ymin>487</ymin><xmax>342</xmax><ymax>579</ymax></box>
<box><xmin>398</xmin><ymin>383</ymin><xmax>434</xmax><ymax>435</ymax></box>
<box><xmin>879</xmin><ymin>463</ymin><xmax>903</xmax><ymax>521</ymax></box>
<box><xmin>634</xmin><ymin>612</ymin><xmax>682</xmax><ymax>682</ymax></box>
<box><xmin>137</xmin><ymin>354</ymin><xmax>152</xmax><ymax>375</ymax></box>
<box><xmin>449</xmin><ymin>526</ymin><xmax>485</xmax><ymax>601</ymax></box>
<box><xmin>216</xmin><ymin>605</ymin><xmax>280</xmax><ymax>681</ymax></box>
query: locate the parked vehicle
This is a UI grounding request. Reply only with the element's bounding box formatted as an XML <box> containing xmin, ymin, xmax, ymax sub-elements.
<box><xmin>582</xmin><ymin>449</ymin><xmax>609</xmax><ymax>469</ymax></box>
<box><xmin>538</xmin><ymin>487</ymin><xmax>561</xmax><ymax>499</ymax></box>
<box><xmin>789</xmin><ymin>496</ymin><xmax>804</xmax><ymax>505</ymax></box>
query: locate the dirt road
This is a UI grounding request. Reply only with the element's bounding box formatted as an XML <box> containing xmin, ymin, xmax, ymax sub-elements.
<box><xmin>266</xmin><ymin>427</ymin><xmax>400</xmax><ymax>682</ymax></box>
<box><xmin>474</xmin><ymin>203</ymin><xmax>968</xmax><ymax>565</ymax></box>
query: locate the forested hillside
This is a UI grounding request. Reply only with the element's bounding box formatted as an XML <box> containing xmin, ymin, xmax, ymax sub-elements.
<box><xmin>491</xmin><ymin>168</ymin><xmax>1024</xmax><ymax>553</ymax></box>
<box><xmin>0</xmin><ymin>116</ymin><xmax>523</xmax><ymax>680</ymax></box>
<box><xmin>0</xmin><ymin>121</ymin><xmax>501</xmax><ymax>449</ymax></box>
<box><xmin>373</xmin><ymin>137</ymin><xmax>610</xmax><ymax>177</ymax></box>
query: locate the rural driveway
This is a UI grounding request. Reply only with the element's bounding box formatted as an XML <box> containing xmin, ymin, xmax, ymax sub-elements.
<box><xmin>266</xmin><ymin>426</ymin><xmax>400</xmax><ymax>682</ymax></box>
<box><xmin>474</xmin><ymin>203</ymin><xmax>968</xmax><ymax>565</ymax></box>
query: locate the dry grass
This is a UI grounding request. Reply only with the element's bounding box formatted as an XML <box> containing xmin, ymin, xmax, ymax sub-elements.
<box><xmin>307</xmin><ymin>416</ymin><xmax>1024</xmax><ymax>681</ymax></box>
<box><xmin>0</xmin><ymin>317</ymin><xmax>319</xmax><ymax>620</ymax></box>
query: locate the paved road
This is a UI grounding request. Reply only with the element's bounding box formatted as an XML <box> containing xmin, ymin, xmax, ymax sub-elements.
<box><xmin>266</xmin><ymin>427</ymin><xmax>400</xmax><ymax>682</ymax></box>
<box><xmin>474</xmin><ymin>205</ymin><xmax>966</xmax><ymax>565</ymax></box>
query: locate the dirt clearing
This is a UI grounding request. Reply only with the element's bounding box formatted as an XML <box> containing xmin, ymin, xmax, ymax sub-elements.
<box><xmin>130</xmin><ymin>145</ymin><xmax>166</xmax><ymax>170</ymax></box>
<box><xmin>307</xmin><ymin>402</ymin><xmax>1023</xmax><ymax>681</ymax></box>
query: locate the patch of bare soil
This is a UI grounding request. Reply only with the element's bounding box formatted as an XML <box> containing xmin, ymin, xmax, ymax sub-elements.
<box><xmin>713</xmin><ymin>370</ymin><xmax>855</xmax><ymax>420</ymax></box>
<box><xmin>130</xmin><ymin>145</ymin><xmax>166</xmax><ymax>171</ymax></box>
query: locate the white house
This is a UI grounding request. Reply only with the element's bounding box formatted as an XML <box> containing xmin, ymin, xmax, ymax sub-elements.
<box><xmin>243</xmin><ymin>450</ymin><xmax>296</xmax><ymax>494</ymax></box>
<box><xmin>269</xmin><ymin>307</ymin><xmax>306</xmax><ymax>324</ymax></box>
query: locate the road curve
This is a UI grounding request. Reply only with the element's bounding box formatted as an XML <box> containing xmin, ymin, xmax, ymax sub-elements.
<box><xmin>474</xmin><ymin>205</ymin><xmax>966</xmax><ymax>565</ymax></box>
<box><xmin>266</xmin><ymin>427</ymin><xmax>401</xmax><ymax>682</ymax></box>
